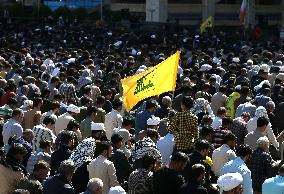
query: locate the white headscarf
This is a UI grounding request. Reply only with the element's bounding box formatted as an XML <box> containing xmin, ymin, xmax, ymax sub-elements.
<box><xmin>254</xmin><ymin>106</ymin><xmax>268</xmax><ymax>119</ymax></box>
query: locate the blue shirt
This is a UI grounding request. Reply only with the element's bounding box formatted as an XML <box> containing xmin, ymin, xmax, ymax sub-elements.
<box><xmin>255</xmin><ymin>95</ymin><xmax>272</xmax><ymax>107</ymax></box>
<box><xmin>262</xmin><ymin>175</ymin><xmax>284</xmax><ymax>194</ymax></box>
<box><xmin>220</xmin><ymin>157</ymin><xmax>253</xmax><ymax>194</ymax></box>
<box><xmin>135</xmin><ymin>110</ymin><xmax>153</xmax><ymax>136</ymax></box>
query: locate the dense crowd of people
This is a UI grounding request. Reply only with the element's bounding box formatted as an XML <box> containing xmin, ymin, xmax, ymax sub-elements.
<box><xmin>0</xmin><ymin>16</ymin><xmax>284</xmax><ymax>194</ymax></box>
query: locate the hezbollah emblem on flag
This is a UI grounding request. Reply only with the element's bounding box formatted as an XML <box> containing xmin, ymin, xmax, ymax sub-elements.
<box><xmin>121</xmin><ymin>51</ymin><xmax>180</xmax><ymax>112</ymax></box>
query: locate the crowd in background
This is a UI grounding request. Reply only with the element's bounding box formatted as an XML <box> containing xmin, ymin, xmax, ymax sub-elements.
<box><xmin>0</xmin><ymin>16</ymin><xmax>284</xmax><ymax>194</ymax></box>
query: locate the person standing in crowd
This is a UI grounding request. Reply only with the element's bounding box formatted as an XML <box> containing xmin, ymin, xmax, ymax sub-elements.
<box><xmin>212</xmin><ymin>133</ymin><xmax>237</xmax><ymax>177</ymax></box>
<box><xmin>179</xmin><ymin>164</ymin><xmax>208</xmax><ymax>194</ymax></box>
<box><xmin>168</xmin><ymin>96</ymin><xmax>198</xmax><ymax>153</ymax></box>
<box><xmin>32</xmin><ymin>116</ymin><xmax>56</xmax><ymax>151</ymax></box>
<box><xmin>211</xmin><ymin>107</ymin><xmax>226</xmax><ymax>129</ymax></box>
<box><xmin>50</xmin><ymin>131</ymin><xmax>74</xmax><ymax>175</ymax></box>
<box><xmin>87</xmin><ymin>141</ymin><xmax>119</xmax><ymax>194</ymax></box>
<box><xmin>155</xmin><ymin>96</ymin><xmax>172</xmax><ymax>119</ymax></box>
<box><xmin>69</xmin><ymin>137</ymin><xmax>97</xmax><ymax>193</ymax></box>
<box><xmin>40</xmin><ymin>101</ymin><xmax>60</xmax><ymax>125</ymax></box>
<box><xmin>153</xmin><ymin>152</ymin><xmax>188</xmax><ymax>194</ymax></box>
<box><xmin>231</xmin><ymin>112</ymin><xmax>250</xmax><ymax>147</ymax></box>
<box><xmin>43</xmin><ymin>160</ymin><xmax>76</xmax><ymax>194</ymax></box>
<box><xmin>104</xmin><ymin>99</ymin><xmax>123</xmax><ymax>140</ymax></box>
<box><xmin>135</xmin><ymin>100</ymin><xmax>157</xmax><ymax>138</ymax></box>
<box><xmin>26</xmin><ymin>140</ymin><xmax>52</xmax><ymax>174</ymax></box>
<box><xmin>244</xmin><ymin>116</ymin><xmax>270</xmax><ymax>151</ymax></box>
<box><xmin>24</xmin><ymin>97</ymin><xmax>42</xmax><ymax>129</ymax></box>
<box><xmin>217</xmin><ymin>173</ymin><xmax>243</xmax><ymax>194</ymax></box>
<box><xmin>248</xmin><ymin>136</ymin><xmax>274</xmax><ymax>194</ymax></box>
<box><xmin>211</xmin><ymin>85</ymin><xmax>227</xmax><ymax>115</ymax></box>
<box><xmin>2</xmin><ymin>109</ymin><xmax>24</xmax><ymax>145</ymax></box>
<box><xmin>221</xmin><ymin>145</ymin><xmax>253</xmax><ymax>194</ymax></box>
<box><xmin>131</xmin><ymin>129</ymin><xmax>161</xmax><ymax>169</ymax></box>
<box><xmin>262</xmin><ymin>164</ymin><xmax>284</xmax><ymax>194</ymax></box>
<box><xmin>55</xmin><ymin>104</ymin><xmax>80</xmax><ymax>136</ymax></box>
<box><xmin>110</xmin><ymin>134</ymin><xmax>132</xmax><ymax>185</ymax></box>
<box><xmin>93</xmin><ymin>95</ymin><xmax>106</xmax><ymax>123</ymax></box>
<box><xmin>80</xmin><ymin>106</ymin><xmax>97</xmax><ymax>139</ymax></box>
<box><xmin>128</xmin><ymin>154</ymin><xmax>156</xmax><ymax>194</ymax></box>
<box><xmin>17</xmin><ymin>160</ymin><xmax>50</xmax><ymax>194</ymax></box>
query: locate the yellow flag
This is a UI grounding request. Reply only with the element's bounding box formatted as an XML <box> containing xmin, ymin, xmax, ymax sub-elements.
<box><xmin>121</xmin><ymin>51</ymin><xmax>180</xmax><ymax>112</ymax></box>
<box><xmin>200</xmin><ymin>16</ymin><xmax>213</xmax><ymax>33</ymax></box>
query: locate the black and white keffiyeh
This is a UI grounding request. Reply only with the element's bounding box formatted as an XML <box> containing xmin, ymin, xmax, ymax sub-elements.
<box><xmin>131</xmin><ymin>137</ymin><xmax>162</xmax><ymax>162</ymax></box>
<box><xmin>69</xmin><ymin>137</ymin><xmax>96</xmax><ymax>171</ymax></box>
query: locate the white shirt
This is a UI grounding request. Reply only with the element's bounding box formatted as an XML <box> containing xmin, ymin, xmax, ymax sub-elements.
<box><xmin>2</xmin><ymin>119</ymin><xmax>23</xmax><ymax>145</ymax></box>
<box><xmin>221</xmin><ymin>157</ymin><xmax>253</xmax><ymax>194</ymax></box>
<box><xmin>156</xmin><ymin>133</ymin><xmax>174</xmax><ymax>165</ymax></box>
<box><xmin>87</xmin><ymin>155</ymin><xmax>119</xmax><ymax>194</ymax></box>
<box><xmin>246</xmin><ymin>117</ymin><xmax>279</xmax><ymax>148</ymax></box>
<box><xmin>212</xmin><ymin>144</ymin><xmax>237</xmax><ymax>176</ymax></box>
<box><xmin>54</xmin><ymin>112</ymin><xmax>74</xmax><ymax>135</ymax></box>
<box><xmin>211</xmin><ymin>116</ymin><xmax>222</xmax><ymax>129</ymax></box>
<box><xmin>104</xmin><ymin>109</ymin><xmax>123</xmax><ymax>140</ymax></box>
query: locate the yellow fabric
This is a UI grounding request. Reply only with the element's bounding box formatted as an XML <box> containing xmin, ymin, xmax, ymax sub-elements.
<box><xmin>121</xmin><ymin>51</ymin><xmax>180</xmax><ymax>112</ymax></box>
<box><xmin>226</xmin><ymin>92</ymin><xmax>240</xmax><ymax>117</ymax></box>
<box><xmin>204</xmin><ymin>156</ymin><xmax>213</xmax><ymax>166</ymax></box>
<box><xmin>200</xmin><ymin>16</ymin><xmax>213</xmax><ymax>33</ymax></box>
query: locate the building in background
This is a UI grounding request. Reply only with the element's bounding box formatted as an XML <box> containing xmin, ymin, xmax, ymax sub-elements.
<box><xmin>109</xmin><ymin>0</ymin><xmax>284</xmax><ymax>26</ymax></box>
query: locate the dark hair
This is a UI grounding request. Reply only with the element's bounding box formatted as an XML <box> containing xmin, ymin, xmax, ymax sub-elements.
<box><xmin>39</xmin><ymin>140</ymin><xmax>52</xmax><ymax>149</ymax></box>
<box><xmin>224</xmin><ymin>133</ymin><xmax>236</xmax><ymax>143</ymax></box>
<box><xmin>219</xmin><ymin>85</ymin><xmax>227</xmax><ymax>93</ymax></box>
<box><xmin>51</xmin><ymin>101</ymin><xmax>60</xmax><ymax>110</ymax></box>
<box><xmin>195</xmin><ymin>140</ymin><xmax>211</xmax><ymax>152</ymax></box>
<box><xmin>82</xmin><ymin>86</ymin><xmax>92</xmax><ymax>95</ymax></box>
<box><xmin>122</xmin><ymin>118</ymin><xmax>133</xmax><ymax>127</ymax></box>
<box><xmin>112</xmin><ymin>99</ymin><xmax>123</xmax><ymax>110</ymax></box>
<box><xmin>200</xmin><ymin>126</ymin><xmax>214</xmax><ymax>138</ymax></box>
<box><xmin>33</xmin><ymin>160</ymin><xmax>50</xmax><ymax>173</ymax></box>
<box><xmin>217</xmin><ymin>107</ymin><xmax>226</xmax><ymax>116</ymax></box>
<box><xmin>257</xmin><ymin>116</ymin><xmax>269</xmax><ymax>127</ymax></box>
<box><xmin>181</xmin><ymin>96</ymin><xmax>193</xmax><ymax>109</ymax></box>
<box><xmin>97</xmin><ymin>141</ymin><xmax>112</xmax><ymax>154</ymax></box>
<box><xmin>33</xmin><ymin>97</ymin><xmax>43</xmax><ymax>108</ymax></box>
<box><xmin>171</xmin><ymin>152</ymin><xmax>189</xmax><ymax>163</ymax></box>
<box><xmin>12</xmin><ymin>109</ymin><xmax>23</xmax><ymax>117</ymax></box>
<box><xmin>8</xmin><ymin>97</ymin><xmax>17</xmax><ymax>105</ymax></box>
<box><xmin>147</xmin><ymin>129</ymin><xmax>159</xmax><ymax>139</ymax></box>
<box><xmin>43</xmin><ymin>116</ymin><xmax>55</xmax><ymax>125</ymax></box>
<box><xmin>236</xmin><ymin>145</ymin><xmax>252</xmax><ymax>157</ymax></box>
<box><xmin>59</xmin><ymin>131</ymin><xmax>74</xmax><ymax>145</ymax></box>
<box><xmin>190</xmin><ymin>164</ymin><xmax>205</xmax><ymax>180</ymax></box>
<box><xmin>279</xmin><ymin>164</ymin><xmax>284</xmax><ymax>174</ymax></box>
<box><xmin>111</xmin><ymin>134</ymin><xmax>123</xmax><ymax>145</ymax></box>
<box><xmin>141</xmin><ymin>154</ymin><xmax>157</xmax><ymax>169</ymax></box>
<box><xmin>222</xmin><ymin>117</ymin><xmax>233</xmax><ymax>127</ymax></box>
<box><xmin>240</xmin><ymin>86</ymin><xmax>250</xmax><ymax>95</ymax></box>
<box><xmin>96</xmin><ymin>95</ymin><xmax>105</xmax><ymax>105</ymax></box>
<box><xmin>7</xmin><ymin>143</ymin><xmax>27</xmax><ymax>157</ymax></box>
<box><xmin>66</xmin><ymin>120</ymin><xmax>80</xmax><ymax>131</ymax></box>
<box><xmin>145</xmin><ymin>100</ymin><xmax>157</xmax><ymax>110</ymax></box>
<box><xmin>86</xmin><ymin>106</ymin><xmax>97</xmax><ymax>116</ymax></box>
<box><xmin>80</xmin><ymin>96</ymin><xmax>91</xmax><ymax>106</ymax></box>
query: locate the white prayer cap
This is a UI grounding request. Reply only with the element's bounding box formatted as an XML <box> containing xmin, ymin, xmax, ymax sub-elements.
<box><xmin>43</xmin><ymin>58</ymin><xmax>54</xmax><ymax>66</ymax></box>
<box><xmin>114</xmin><ymin>41</ymin><xmax>122</xmax><ymax>47</ymax></box>
<box><xmin>21</xmin><ymin>100</ymin><xmax>33</xmax><ymax>109</ymax></box>
<box><xmin>232</xmin><ymin>57</ymin><xmax>240</xmax><ymax>63</ymax></box>
<box><xmin>257</xmin><ymin>136</ymin><xmax>269</xmax><ymax>145</ymax></box>
<box><xmin>67</xmin><ymin>58</ymin><xmax>76</xmax><ymax>64</ymax></box>
<box><xmin>108</xmin><ymin>186</ymin><xmax>126</xmax><ymax>194</ymax></box>
<box><xmin>67</xmin><ymin>104</ymin><xmax>80</xmax><ymax>114</ymax></box>
<box><xmin>276</xmin><ymin>61</ymin><xmax>282</xmax><ymax>66</ymax></box>
<box><xmin>217</xmin><ymin>173</ymin><xmax>243</xmax><ymax>191</ymax></box>
<box><xmin>260</xmin><ymin>64</ymin><xmax>270</xmax><ymax>73</ymax></box>
<box><xmin>147</xmin><ymin>116</ymin><xmax>161</xmax><ymax>126</ymax></box>
<box><xmin>150</xmin><ymin>34</ymin><xmax>156</xmax><ymax>39</ymax></box>
<box><xmin>91</xmin><ymin>122</ymin><xmax>105</xmax><ymax>131</ymax></box>
<box><xmin>247</xmin><ymin>59</ymin><xmax>253</xmax><ymax>65</ymax></box>
<box><xmin>200</xmin><ymin>64</ymin><xmax>212</xmax><ymax>71</ymax></box>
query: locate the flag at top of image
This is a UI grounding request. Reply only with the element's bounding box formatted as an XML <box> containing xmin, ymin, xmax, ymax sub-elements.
<box><xmin>239</xmin><ymin>0</ymin><xmax>247</xmax><ymax>24</ymax></box>
<box><xmin>121</xmin><ymin>51</ymin><xmax>180</xmax><ymax>112</ymax></box>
